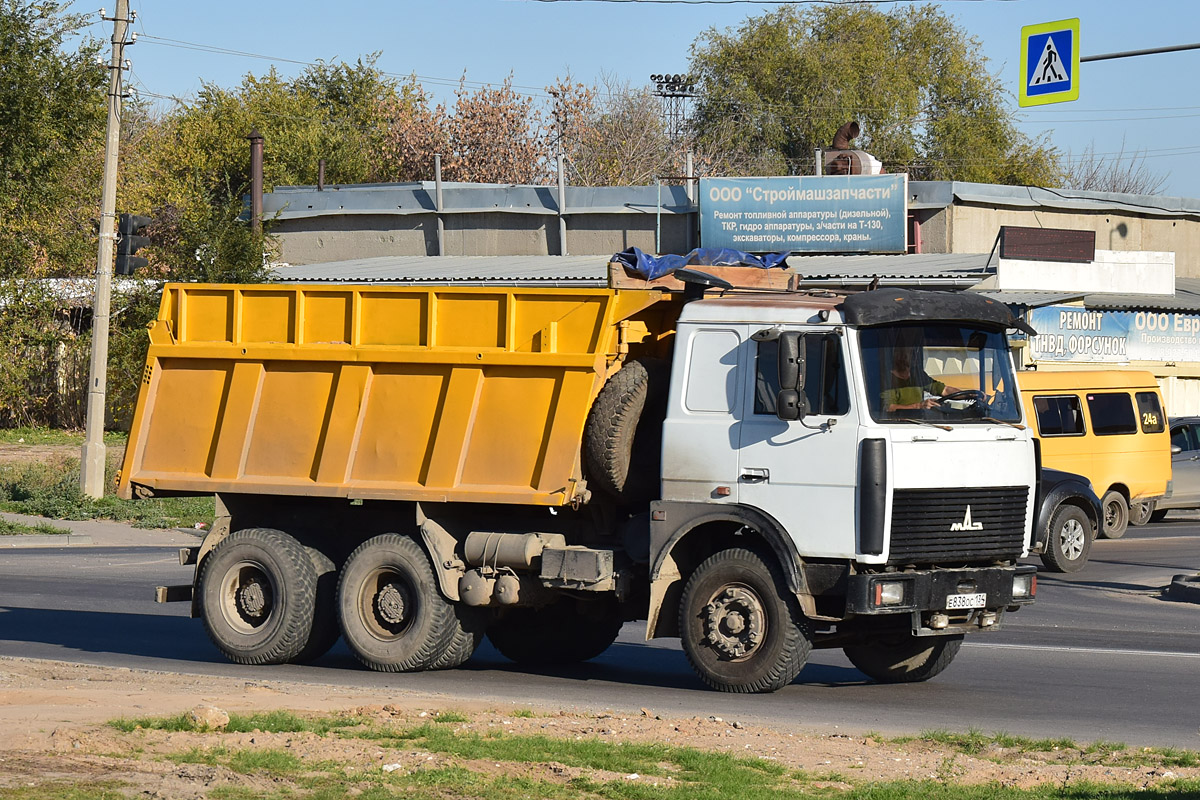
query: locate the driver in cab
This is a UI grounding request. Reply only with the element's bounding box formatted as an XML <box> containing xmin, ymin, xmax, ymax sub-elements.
<box><xmin>883</xmin><ymin>348</ymin><xmax>960</xmax><ymax>412</ymax></box>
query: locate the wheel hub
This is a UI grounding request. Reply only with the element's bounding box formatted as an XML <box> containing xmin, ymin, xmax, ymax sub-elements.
<box><xmin>703</xmin><ymin>587</ymin><xmax>765</xmax><ymax>659</ymax></box>
<box><xmin>375</xmin><ymin>582</ymin><xmax>407</xmax><ymax>625</ymax></box>
<box><xmin>236</xmin><ymin>580</ymin><xmax>268</xmax><ymax>618</ymax></box>
<box><xmin>1061</xmin><ymin>519</ymin><xmax>1085</xmax><ymax>559</ymax></box>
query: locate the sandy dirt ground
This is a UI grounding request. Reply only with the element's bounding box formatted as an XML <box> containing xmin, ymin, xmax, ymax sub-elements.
<box><xmin>0</xmin><ymin>444</ymin><xmax>80</xmax><ymax>465</ymax></box>
<box><xmin>0</xmin><ymin>656</ymin><xmax>1195</xmax><ymax>797</ymax></box>
<box><xmin>1</xmin><ymin>442</ymin><xmax>1196</xmax><ymax>795</ymax></box>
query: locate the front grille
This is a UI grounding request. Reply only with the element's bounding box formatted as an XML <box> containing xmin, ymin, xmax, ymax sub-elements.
<box><xmin>889</xmin><ymin>486</ymin><xmax>1028</xmax><ymax>565</ymax></box>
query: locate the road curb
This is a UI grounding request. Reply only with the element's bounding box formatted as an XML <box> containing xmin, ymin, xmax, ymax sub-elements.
<box><xmin>1164</xmin><ymin>573</ymin><xmax>1200</xmax><ymax>604</ymax></box>
<box><xmin>2</xmin><ymin>534</ymin><xmax>94</xmax><ymax>548</ymax></box>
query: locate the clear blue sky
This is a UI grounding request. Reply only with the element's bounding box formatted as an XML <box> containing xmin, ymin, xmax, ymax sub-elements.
<box><xmin>96</xmin><ymin>0</ymin><xmax>1200</xmax><ymax>198</ymax></box>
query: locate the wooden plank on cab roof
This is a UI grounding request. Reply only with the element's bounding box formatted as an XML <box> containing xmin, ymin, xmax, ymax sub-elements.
<box><xmin>608</xmin><ymin>261</ymin><xmax>800</xmax><ymax>292</ymax></box>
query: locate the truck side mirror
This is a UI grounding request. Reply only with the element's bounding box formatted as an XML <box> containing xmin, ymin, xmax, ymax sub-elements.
<box><xmin>777</xmin><ymin>331</ymin><xmax>808</xmax><ymax>421</ymax></box>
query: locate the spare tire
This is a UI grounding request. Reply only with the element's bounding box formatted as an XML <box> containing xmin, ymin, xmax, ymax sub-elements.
<box><xmin>584</xmin><ymin>358</ymin><xmax>669</xmax><ymax>504</ymax></box>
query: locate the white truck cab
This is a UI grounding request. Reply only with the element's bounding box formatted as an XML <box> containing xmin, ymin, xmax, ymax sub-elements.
<box><xmin>648</xmin><ymin>288</ymin><xmax>1038</xmax><ymax>690</ymax></box>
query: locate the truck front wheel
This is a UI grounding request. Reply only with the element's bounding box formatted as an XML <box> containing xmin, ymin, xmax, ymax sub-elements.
<box><xmin>337</xmin><ymin>534</ymin><xmax>457</xmax><ymax>672</ymax></box>
<box><xmin>679</xmin><ymin>548</ymin><xmax>811</xmax><ymax>693</ymax></box>
<box><xmin>198</xmin><ymin>528</ymin><xmax>317</xmax><ymax>665</ymax></box>
<box><xmin>844</xmin><ymin>634</ymin><xmax>963</xmax><ymax>683</ymax></box>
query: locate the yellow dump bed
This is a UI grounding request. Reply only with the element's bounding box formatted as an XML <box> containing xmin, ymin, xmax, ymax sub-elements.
<box><xmin>118</xmin><ymin>283</ymin><xmax>669</xmax><ymax>506</ymax></box>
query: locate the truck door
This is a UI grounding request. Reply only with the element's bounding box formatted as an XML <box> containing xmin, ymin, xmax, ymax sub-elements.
<box><xmin>737</xmin><ymin>329</ymin><xmax>861</xmax><ymax>558</ymax></box>
<box><xmin>660</xmin><ymin>326</ymin><xmax>744</xmax><ymax>504</ymax></box>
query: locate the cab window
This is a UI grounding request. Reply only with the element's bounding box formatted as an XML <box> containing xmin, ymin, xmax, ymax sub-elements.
<box><xmin>754</xmin><ymin>334</ymin><xmax>849</xmax><ymax>416</ymax></box>
<box><xmin>1086</xmin><ymin>392</ymin><xmax>1137</xmax><ymax>436</ymax></box>
<box><xmin>1032</xmin><ymin>395</ymin><xmax>1084</xmax><ymax>436</ymax></box>
<box><xmin>1135</xmin><ymin>392</ymin><xmax>1165</xmax><ymax>433</ymax></box>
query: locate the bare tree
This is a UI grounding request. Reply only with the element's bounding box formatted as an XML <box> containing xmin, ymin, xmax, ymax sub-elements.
<box><xmin>1062</xmin><ymin>138</ymin><xmax>1167</xmax><ymax>195</ymax></box>
<box><xmin>555</xmin><ymin>74</ymin><xmax>685</xmax><ymax>186</ymax></box>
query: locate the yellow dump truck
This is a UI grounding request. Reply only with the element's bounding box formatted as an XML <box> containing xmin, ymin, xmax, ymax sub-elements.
<box><xmin>123</xmin><ymin>267</ymin><xmax>1039</xmax><ymax>692</ymax></box>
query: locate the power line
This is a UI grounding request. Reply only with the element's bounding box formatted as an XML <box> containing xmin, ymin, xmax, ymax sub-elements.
<box><xmin>137</xmin><ymin>32</ymin><xmax>1200</xmax><ymax>126</ymax></box>
<box><xmin>137</xmin><ymin>34</ymin><xmax>557</xmax><ymax>99</ymax></box>
<box><xmin>527</xmin><ymin>0</ymin><xmax>1018</xmax><ymax>4</ymax></box>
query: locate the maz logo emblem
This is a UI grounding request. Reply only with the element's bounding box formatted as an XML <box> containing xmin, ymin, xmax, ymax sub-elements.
<box><xmin>950</xmin><ymin>505</ymin><xmax>984</xmax><ymax>532</ymax></box>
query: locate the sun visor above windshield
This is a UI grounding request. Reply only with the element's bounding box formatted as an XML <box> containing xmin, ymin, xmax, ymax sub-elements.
<box><xmin>840</xmin><ymin>288</ymin><xmax>1036</xmax><ymax>335</ymax></box>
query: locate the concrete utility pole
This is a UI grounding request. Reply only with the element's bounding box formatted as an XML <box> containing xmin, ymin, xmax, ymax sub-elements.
<box><xmin>247</xmin><ymin>129</ymin><xmax>264</xmax><ymax>234</ymax></box>
<box><xmin>81</xmin><ymin>0</ymin><xmax>132</xmax><ymax>498</ymax></box>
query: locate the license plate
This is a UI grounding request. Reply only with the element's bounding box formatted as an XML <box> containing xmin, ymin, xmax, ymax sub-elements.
<box><xmin>945</xmin><ymin>592</ymin><xmax>987</xmax><ymax>610</ymax></box>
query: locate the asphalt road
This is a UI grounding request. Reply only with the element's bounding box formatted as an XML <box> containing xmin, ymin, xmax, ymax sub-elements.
<box><xmin>2</xmin><ymin>516</ymin><xmax>1198</xmax><ymax>748</ymax></box>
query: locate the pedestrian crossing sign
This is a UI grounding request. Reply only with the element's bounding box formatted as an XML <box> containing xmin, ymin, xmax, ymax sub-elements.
<box><xmin>1020</xmin><ymin>18</ymin><xmax>1080</xmax><ymax>107</ymax></box>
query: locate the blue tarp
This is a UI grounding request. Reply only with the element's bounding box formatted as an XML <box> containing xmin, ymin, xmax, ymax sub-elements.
<box><xmin>612</xmin><ymin>247</ymin><xmax>789</xmax><ymax>281</ymax></box>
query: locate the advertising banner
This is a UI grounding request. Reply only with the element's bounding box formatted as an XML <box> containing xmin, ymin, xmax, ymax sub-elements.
<box><xmin>698</xmin><ymin>174</ymin><xmax>907</xmax><ymax>254</ymax></box>
<box><xmin>1029</xmin><ymin>305</ymin><xmax>1200</xmax><ymax>363</ymax></box>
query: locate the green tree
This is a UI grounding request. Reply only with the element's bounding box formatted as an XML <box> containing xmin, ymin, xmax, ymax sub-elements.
<box><xmin>120</xmin><ymin>56</ymin><xmax>408</xmax><ymax>283</ymax></box>
<box><xmin>0</xmin><ymin>0</ymin><xmax>105</xmax><ymax>278</ymax></box>
<box><xmin>688</xmin><ymin>4</ymin><xmax>1061</xmax><ymax>184</ymax></box>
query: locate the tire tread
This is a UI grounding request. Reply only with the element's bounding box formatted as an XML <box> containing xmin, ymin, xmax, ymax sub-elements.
<box><xmin>198</xmin><ymin>528</ymin><xmax>317</xmax><ymax>666</ymax></box>
<box><xmin>679</xmin><ymin>548</ymin><xmax>811</xmax><ymax>694</ymax></box>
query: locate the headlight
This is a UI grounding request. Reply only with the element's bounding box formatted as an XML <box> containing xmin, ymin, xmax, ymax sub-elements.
<box><xmin>874</xmin><ymin>580</ymin><xmax>907</xmax><ymax>606</ymax></box>
<box><xmin>1012</xmin><ymin>573</ymin><xmax>1036</xmax><ymax>599</ymax></box>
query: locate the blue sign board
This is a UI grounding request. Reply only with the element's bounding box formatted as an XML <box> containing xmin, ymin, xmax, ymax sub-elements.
<box><xmin>1029</xmin><ymin>305</ymin><xmax>1200</xmax><ymax>363</ymax></box>
<box><xmin>1019</xmin><ymin>18</ymin><xmax>1080</xmax><ymax>107</ymax></box>
<box><xmin>699</xmin><ymin>174</ymin><xmax>907</xmax><ymax>254</ymax></box>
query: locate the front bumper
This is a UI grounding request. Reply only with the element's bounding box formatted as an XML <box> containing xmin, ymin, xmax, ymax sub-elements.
<box><xmin>846</xmin><ymin>565</ymin><xmax>1037</xmax><ymax>634</ymax></box>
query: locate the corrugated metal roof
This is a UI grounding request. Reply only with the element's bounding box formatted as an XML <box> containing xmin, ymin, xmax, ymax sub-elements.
<box><xmin>789</xmin><ymin>252</ymin><xmax>993</xmax><ymax>280</ymax></box>
<box><xmin>270</xmin><ymin>252</ymin><xmax>996</xmax><ymax>287</ymax></box>
<box><xmin>974</xmin><ymin>290</ymin><xmax>1086</xmax><ymax>308</ymax></box>
<box><xmin>975</xmin><ymin>279</ymin><xmax>1200</xmax><ymax>313</ymax></box>
<box><xmin>270</xmin><ymin>255</ymin><xmax>1200</xmax><ymax>314</ymax></box>
<box><xmin>1083</xmin><ymin>277</ymin><xmax>1200</xmax><ymax>312</ymax></box>
<box><xmin>272</xmin><ymin>255</ymin><xmax>610</xmax><ymax>285</ymax></box>
<box><xmin>911</xmin><ymin>181</ymin><xmax>1200</xmax><ymax>219</ymax></box>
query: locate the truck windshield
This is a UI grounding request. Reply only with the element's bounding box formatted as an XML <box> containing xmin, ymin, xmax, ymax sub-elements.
<box><xmin>859</xmin><ymin>324</ymin><xmax>1022</xmax><ymax>424</ymax></box>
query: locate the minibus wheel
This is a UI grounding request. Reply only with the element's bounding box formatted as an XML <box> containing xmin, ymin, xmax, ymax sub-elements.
<box><xmin>1099</xmin><ymin>491</ymin><xmax>1129</xmax><ymax>539</ymax></box>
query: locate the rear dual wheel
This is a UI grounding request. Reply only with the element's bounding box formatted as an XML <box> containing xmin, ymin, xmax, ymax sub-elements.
<box><xmin>200</xmin><ymin>529</ymin><xmax>481</xmax><ymax>671</ymax></box>
<box><xmin>198</xmin><ymin>528</ymin><xmax>317</xmax><ymax>665</ymax></box>
<box><xmin>487</xmin><ymin>597</ymin><xmax>624</xmax><ymax>665</ymax></box>
<box><xmin>337</xmin><ymin>534</ymin><xmax>482</xmax><ymax>672</ymax></box>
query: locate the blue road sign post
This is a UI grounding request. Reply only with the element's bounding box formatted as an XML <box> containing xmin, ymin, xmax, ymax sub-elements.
<box><xmin>1020</xmin><ymin>18</ymin><xmax>1080</xmax><ymax>107</ymax></box>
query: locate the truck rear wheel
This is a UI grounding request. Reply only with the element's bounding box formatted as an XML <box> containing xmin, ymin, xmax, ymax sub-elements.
<box><xmin>291</xmin><ymin>546</ymin><xmax>341</xmax><ymax>664</ymax></box>
<box><xmin>429</xmin><ymin>607</ymin><xmax>486</xmax><ymax>670</ymax></box>
<box><xmin>584</xmin><ymin>358</ymin><xmax>669</xmax><ymax>504</ymax></box>
<box><xmin>198</xmin><ymin>528</ymin><xmax>317</xmax><ymax>665</ymax></box>
<box><xmin>679</xmin><ymin>548</ymin><xmax>811</xmax><ymax>693</ymax></box>
<box><xmin>844</xmin><ymin>634</ymin><xmax>963</xmax><ymax>683</ymax></box>
<box><xmin>487</xmin><ymin>597</ymin><xmax>623</xmax><ymax>665</ymax></box>
<box><xmin>1099</xmin><ymin>490</ymin><xmax>1129</xmax><ymax>539</ymax></box>
<box><xmin>337</xmin><ymin>534</ymin><xmax>457</xmax><ymax>673</ymax></box>
<box><xmin>1039</xmin><ymin>504</ymin><xmax>1092</xmax><ymax>573</ymax></box>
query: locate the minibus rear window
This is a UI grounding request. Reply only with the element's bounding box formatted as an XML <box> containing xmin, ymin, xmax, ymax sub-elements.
<box><xmin>1135</xmin><ymin>392</ymin><xmax>1165</xmax><ymax>433</ymax></box>
<box><xmin>1087</xmin><ymin>392</ymin><xmax>1137</xmax><ymax>436</ymax></box>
